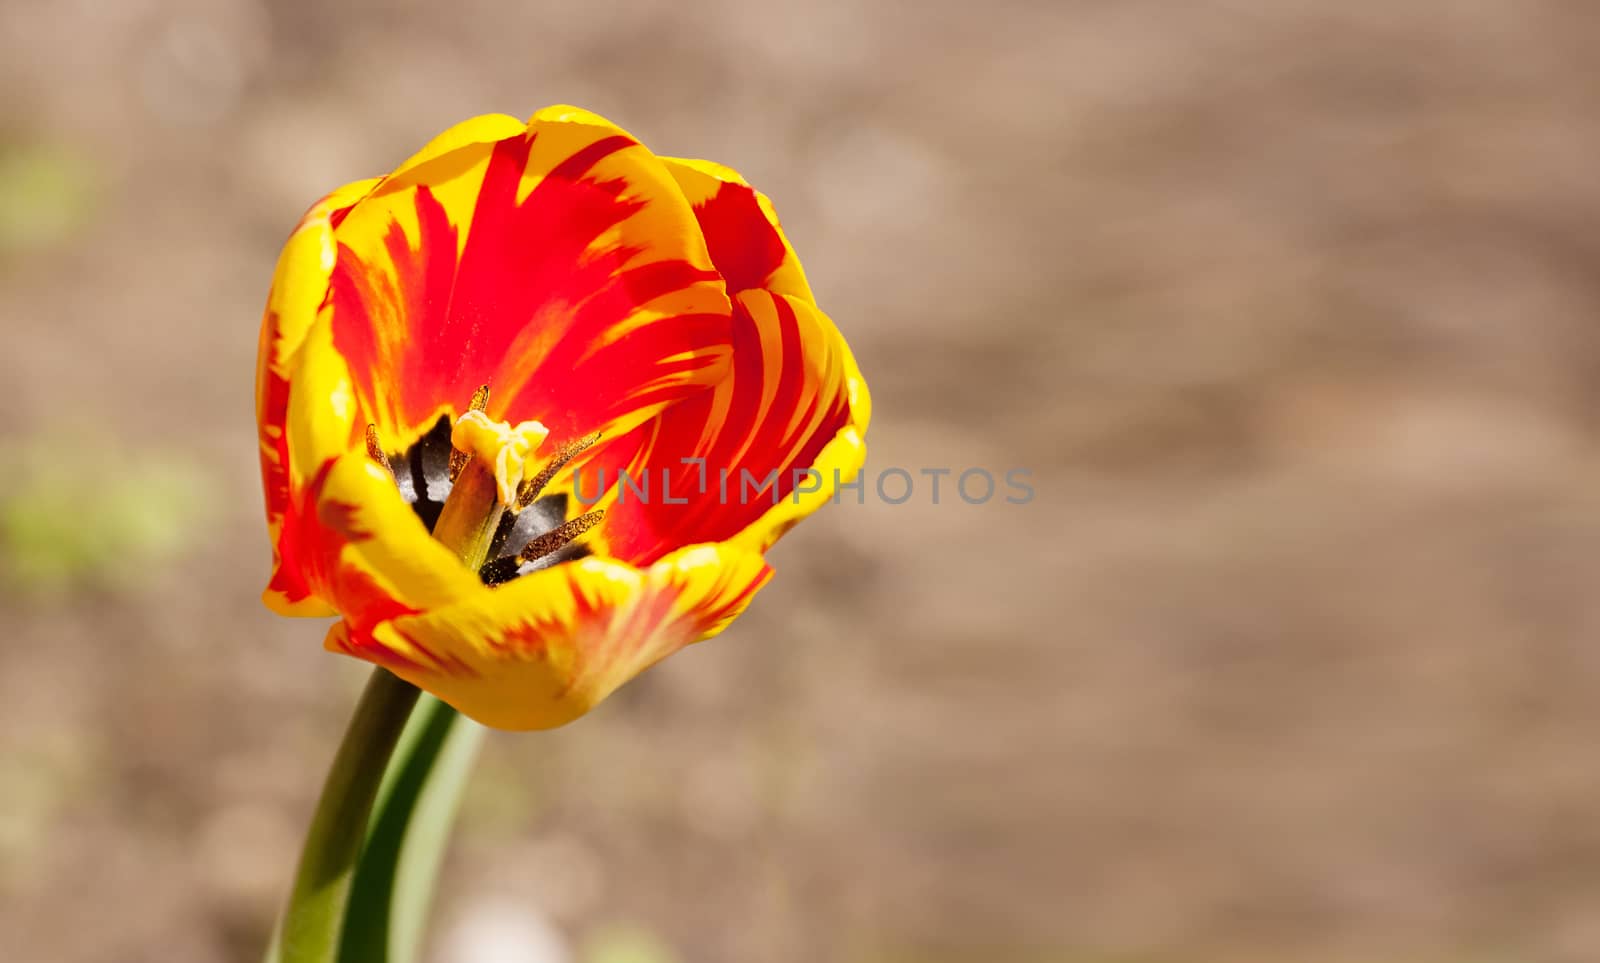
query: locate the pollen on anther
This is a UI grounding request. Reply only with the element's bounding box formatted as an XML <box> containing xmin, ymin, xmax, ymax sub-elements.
<box><xmin>449</xmin><ymin>384</ymin><xmax>494</xmax><ymax>481</ymax></box>
<box><xmin>516</xmin><ymin>431</ymin><xmax>602</xmax><ymax>510</ymax></box>
<box><xmin>365</xmin><ymin>424</ymin><xmax>393</xmax><ymax>477</ymax></box>
<box><xmin>518</xmin><ymin>509</ymin><xmax>605</xmax><ymax>563</ymax></box>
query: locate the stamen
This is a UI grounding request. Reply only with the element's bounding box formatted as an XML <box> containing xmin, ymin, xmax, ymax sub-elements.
<box><xmin>516</xmin><ymin>432</ymin><xmax>602</xmax><ymax>510</ymax></box>
<box><xmin>448</xmin><ymin>384</ymin><xmax>492</xmax><ymax>481</ymax></box>
<box><xmin>365</xmin><ymin>424</ymin><xmax>393</xmax><ymax>477</ymax></box>
<box><xmin>518</xmin><ymin>509</ymin><xmax>605</xmax><ymax>563</ymax></box>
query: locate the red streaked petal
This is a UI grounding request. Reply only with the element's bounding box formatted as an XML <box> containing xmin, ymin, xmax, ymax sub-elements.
<box><xmin>266</xmin><ymin>447</ymin><xmax>484</xmax><ymax>624</ymax></box>
<box><xmin>265</xmin><ymin>295</ymin><xmax>480</xmax><ymax>617</ymax></box>
<box><xmin>258</xmin><ymin>179</ymin><xmax>381</xmax><ymax>615</ymax></box>
<box><xmin>389</xmin><ymin>112</ymin><xmax>526</xmax><ymax>181</ymax></box>
<box><xmin>257</xmin><ymin>108</ymin><xmax>866</xmax><ymax>735</ymax></box>
<box><xmin>326</xmin><ymin>111</ymin><xmax>732</xmax><ymax>451</ymax></box>
<box><xmin>258</xmin><ymin>179</ymin><xmax>382</xmax><ymax>389</ymax></box>
<box><xmin>580</xmin><ymin>289</ymin><xmax>870</xmax><ymax>565</ymax></box>
<box><xmin>266</xmin><ymin>313</ymin><xmax>481</xmax><ymax>621</ymax></box>
<box><xmin>327</xmin><ymin>544</ymin><xmax>772</xmax><ymax>730</ymax></box>
<box><xmin>661</xmin><ymin>156</ymin><xmax>814</xmax><ymax>302</ymax></box>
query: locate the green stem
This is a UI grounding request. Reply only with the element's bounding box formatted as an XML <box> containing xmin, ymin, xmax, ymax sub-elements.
<box><xmin>339</xmin><ymin>695</ymin><xmax>484</xmax><ymax>963</ymax></box>
<box><xmin>277</xmin><ymin>667</ymin><xmax>422</xmax><ymax>963</ymax></box>
<box><xmin>273</xmin><ymin>435</ymin><xmax>503</xmax><ymax>963</ymax></box>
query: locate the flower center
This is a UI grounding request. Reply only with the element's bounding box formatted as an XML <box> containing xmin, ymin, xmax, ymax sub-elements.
<box><xmin>450</xmin><ymin>409</ymin><xmax>550</xmax><ymax>508</ymax></box>
<box><xmin>364</xmin><ymin>385</ymin><xmax>604</xmax><ymax>583</ymax></box>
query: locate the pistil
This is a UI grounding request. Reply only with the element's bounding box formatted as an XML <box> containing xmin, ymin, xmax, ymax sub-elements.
<box><xmin>430</xmin><ymin>457</ymin><xmax>505</xmax><ymax>573</ymax></box>
<box><xmin>365</xmin><ymin>385</ymin><xmax>608</xmax><ymax>582</ymax></box>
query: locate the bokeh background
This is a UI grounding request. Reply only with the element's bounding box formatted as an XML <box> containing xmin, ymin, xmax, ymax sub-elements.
<box><xmin>5</xmin><ymin>1</ymin><xmax>1600</xmax><ymax>961</ymax></box>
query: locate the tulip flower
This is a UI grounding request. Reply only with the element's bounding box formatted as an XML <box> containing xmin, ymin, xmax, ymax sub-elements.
<box><xmin>256</xmin><ymin>106</ymin><xmax>870</xmax><ymax>731</ymax></box>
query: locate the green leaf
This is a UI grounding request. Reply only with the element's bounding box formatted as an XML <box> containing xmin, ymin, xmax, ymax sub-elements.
<box><xmin>338</xmin><ymin>694</ymin><xmax>486</xmax><ymax>963</ymax></box>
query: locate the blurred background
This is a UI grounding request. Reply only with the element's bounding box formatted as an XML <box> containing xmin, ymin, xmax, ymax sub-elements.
<box><xmin>4</xmin><ymin>0</ymin><xmax>1600</xmax><ymax>961</ymax></box>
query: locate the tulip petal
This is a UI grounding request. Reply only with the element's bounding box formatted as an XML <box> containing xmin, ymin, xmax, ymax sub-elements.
<box><xmin>389</xmin><ymin>112</ymin><xmax>527</xmax><ymax>181</ymax></box>
<box><xmin>580</xmin><ymin>289</ymin><xmax>870</xmax><ymax>565</ymax></box>
<box><xmin>661</xmin><ymin>156</ymin><xmax>814</xmax><ymax>302</ymax></box>
<box><xmin>267</xmin><ymin>451</ymin><xmax>486</xmax><ymax>629</ymax></box>
<box><xmin>257</xmin><ymin>106</ymin><xmax>871</xmax><ymax>734</ymax></box>
<box><xmin>325</xmin><ymin>109</ymin><xmax>733</xmax><ymax>454</ymax></box>
<box><xmin>327</xmin><ymin>544</ymin><xmax>772</xmax><ymax>730</ymax></box>
<box><xmin>267</xmin><ymin>314</ymin><xmax>483</xmax><ymax>620</ymax></box>
<box><xmin>258</xmin><ymin>179</ymin><xmax>382</xmax><ymax>615</ymax></box>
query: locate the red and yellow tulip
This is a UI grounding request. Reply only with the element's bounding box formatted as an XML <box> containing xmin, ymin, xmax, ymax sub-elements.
<box><xmin>255</xmin><ymin>106</ymin><xmax>869</xmax><ymax>730</ymax></box>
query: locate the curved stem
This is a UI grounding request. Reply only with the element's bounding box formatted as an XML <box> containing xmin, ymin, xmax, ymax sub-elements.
<box><xmin>339</xmin><ymin>695</ymin><xmax>484</xmax><ymax>963</ymax></box>
<box><xmin>277</xmin><ymin>667</ymin><xmax>422</xmax><ymax>963</ymax></box>
<box><xmin>273</xmin><ymin>437</ymin><xmax>504</xmax><ymax>963</ymax></box>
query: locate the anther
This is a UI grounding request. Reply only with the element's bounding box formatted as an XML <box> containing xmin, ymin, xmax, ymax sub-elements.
<box><xmin>448</xmin><ymin>384</ymin><xmax>492</xmax><ymax>481</ymax></box>
<box><xmin>365</xmin><ymin>424</ymin><xmax>393</xmax><ymax>477</ymax></box>
<box><xmin>516</xmin><ymin>432</ymin><xmax>602</xmax><ymax>510</ymax></box>
<box><xmin>518</xmin><ymin>509</ymin><xmax>605</xmax><ymax>563</ymax></box>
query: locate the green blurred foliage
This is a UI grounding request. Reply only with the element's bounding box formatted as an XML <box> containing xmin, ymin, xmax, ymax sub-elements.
<box><xmin>0</xmin><ymin>141</ymin><xmax>97</xmax><ymax>256</ymax></box>
<box><xmin>580</xmin><ymin>923</ymin><xmax>681</xmax><ymax>963</ymax></box>
<box><xmin>0</xmin><ymin>435</ymin><xmax>216</xmax><ymax>596</ymax></box>
<box><xmin>0</xmin><ymin>734</ymin><xmax>93</xmax><ymax>880</ymax></box>
<box><xmin>851</xmin><ymin>948</ymin><xmax>1113</xmax><ymax>963</ymax></box>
